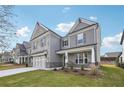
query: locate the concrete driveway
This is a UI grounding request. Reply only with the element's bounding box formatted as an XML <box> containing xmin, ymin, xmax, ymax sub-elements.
<box><xmin>0</xmin><ymin>67</ymin><xmax>39</xmax><ymax>77</ymax></box>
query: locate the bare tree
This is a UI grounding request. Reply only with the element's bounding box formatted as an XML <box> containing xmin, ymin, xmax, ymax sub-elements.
<box><xmin>0</xmin><ymin>5</ymin><xmax>16</xmax><ymax>53</ymax></box>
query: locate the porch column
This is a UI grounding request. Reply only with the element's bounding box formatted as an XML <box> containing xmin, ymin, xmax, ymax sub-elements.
<box><xmin>83</xmin><ymin>52</ymin><xmax>85</xmax><ymax>64</ymax></box>
<box><xmin>28</xmin><ymin>56</ymin><xmax>29</xmax><ymax>65</ymax></box>
<box><xmin>91</xmin><ymin>48</ymin><xmax>95</xmax><ymax>63</ymax></box>
<box><xmin>24</xmin><ymin>57</ymin><xmax>25</xmax><ymax>64</ymax></box>
<box><xmin>65</xmin><ymin>52</ymin><xmax>68</xmax><ymax>67</ymax></box>
<box><xmin>20</xmin><ymin>57</ymin><xmax>22</xmax><ymax>64</ymax></box>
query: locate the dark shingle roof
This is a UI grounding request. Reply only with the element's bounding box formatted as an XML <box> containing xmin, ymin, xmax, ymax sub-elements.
<box><xmin>16</xmin><ymin>43</ymin><xmax>28</xmax><ymax>56</ymax></box>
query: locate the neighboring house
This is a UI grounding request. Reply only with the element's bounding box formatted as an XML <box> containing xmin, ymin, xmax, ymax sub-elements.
<box><xmin>12</xmin><ymin>41</ymin><xmax>31</xmax><ymax>65</ymax></box>
<box><xmin>118</xmin><ymin>31</ymin><xmax>124</xmax><ymax>64</ymax></box>
<box><xmin>30</xmin><ymin>18</ymin><xmax>101</xmax><ymax>69</ymax></box>
<box><xmin>1</xmin><ymin>51</ymin><xmax>13</xmax><ymax>63</ymax></box>
<box><xmin>101</xmin><ymin>52</ymin><xmax>121</xmax><ymax>65</ymax></box>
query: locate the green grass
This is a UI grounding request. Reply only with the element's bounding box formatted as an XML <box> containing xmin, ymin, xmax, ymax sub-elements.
<box><xmin>0</xmin><ymin>64</ymin><xmax>25</xmax><ymax>71</ymax></box>
<box><xmin>0</xmin><ymin>65</ymin><xmax>124</xmax><ymax>87</ymax></box>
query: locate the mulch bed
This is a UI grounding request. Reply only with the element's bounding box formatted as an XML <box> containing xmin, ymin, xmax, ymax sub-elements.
<box><xmin>54</xmin><ymin>68</ymin><xmax>104</xmax><ymax>79</ymax></box>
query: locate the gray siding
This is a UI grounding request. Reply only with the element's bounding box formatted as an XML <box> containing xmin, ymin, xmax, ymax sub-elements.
<box><xmin>73</xmin><ymin>22</ymin><xmax>89</xmax><ymax>32</ymax></box>
<box><xmin>31</xmin><ymin>33</ymin><xmax>49</xmax><ymax>55</ymax></box>
<box><xmin>61</xmin><ymin>28</ymin><xmax>96</xmax><ymax>49</ymax></box>
<box><xmin>49</xmin><ymin>32</ymin><xmax>62</xmax><ymax>63</ymax></box>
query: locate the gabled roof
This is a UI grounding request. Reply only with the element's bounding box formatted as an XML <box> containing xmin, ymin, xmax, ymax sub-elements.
<box><xmin>17</xmin><ymin>43</ymin><xmax>26</xmax><ymax>50</ymax></box>
<box><xmin>16</xmin><ymin>43</ymin><xmax>28</xmax><ymax>56</ymax></box>
<box><xmin>23</xmin><ymin>41</ymin><xmax>30</xmax><ymax>48</ymax></box>
<box><xmin>30</xmin><ymin>22</ymin><xmax>61</xmax><ymax>41</ymax></box>
<box><xmin>120</xmin><ymin>30</ymin><xmax>124</xmax><ymax>45</ymax></box>
<box><xmin>68</xmin><ymin>18</ymin><xmax>97</xmax><ymax>34</ymax></box>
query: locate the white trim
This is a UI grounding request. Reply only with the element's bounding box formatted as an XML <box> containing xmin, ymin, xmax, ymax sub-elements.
<box><xmin>91</xmin><ymin>48</ymin><xmax>95</xmax><ymax>63</ymax></box>
<box><xmin>57</xmin><ymin>46</ymin><xmax>94</xmax><ymax>54</ymax></box>
<box><xmin>77</xmin><ymin>53</ymin><xmax>80</xmax><ymax>64</ymax></box>
<box><xmin>93</xmin><ymin>27</ymin><xmax>96</xmax><ymax>43</ymax></box>
<box><xmin>68</xmin><ymin>25</ymin><xmax>96</xmax><ymax>37</ymax></box>
<box><xmin>31</xmin><ymin>51</ymin><xmax>47</xmax><ymax>57</ymax></box>
<box><xmin>80</xmin><ymin>18</ymin><xmax>95</xmax><ymax>25</ymax></box>
<box><xmin>65</xmin><ymin>52</ymin><xmax>68</xmax><ymax>67</ymax></box>
<box><xmin>83</xmin><ymin>52</ymin><xmax>85</xmax><ymax>64</ymax></box>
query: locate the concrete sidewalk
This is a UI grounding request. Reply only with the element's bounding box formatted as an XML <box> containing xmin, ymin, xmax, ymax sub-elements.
<box><xmin>0</xmin><ymin>67</ymin><xmax>39</xmax><ymax>77</ymax></box>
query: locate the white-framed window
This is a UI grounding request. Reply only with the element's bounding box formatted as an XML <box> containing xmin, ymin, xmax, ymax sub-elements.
<box><xmin>75</xmin><ymin>53</ymin><xmax>83</xmax><ymax>64</ymax></box>
<box><xmin>63</xmin><ymin>40</ymin><xmax>68</xmax><ymax>47</ymax></box>
<box><xmin>33</xmin><ymin>41</ymin><xmax>37</xmax><ymax>50</ymax></box>
<box><xmin>41</xmin><ymin>38</ymin><xmax>46</xmax><ymax>47</ymax></box>
<box><xmin>77</xmin><ymin>33</ymin><xmax>86</xmax><ymax>44</ymax></box>
<box><xmin>77</xmin><ymin>33</ymin><xmax>83</xmax><ymax>44</ymax></box>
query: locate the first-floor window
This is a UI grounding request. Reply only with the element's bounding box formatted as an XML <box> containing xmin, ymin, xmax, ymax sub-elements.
<box><xmin>75</xmin><ymin>53</ymin><xmax>83</xmax><ymax>64</ymax></box>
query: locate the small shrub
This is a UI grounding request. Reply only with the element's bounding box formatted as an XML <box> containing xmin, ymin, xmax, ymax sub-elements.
<box><xmin>64</xmin><ymin>68</ymin><xmax>69</xmax><ymax>72</ymax></box>
<box><xmin>81</xmin><ymin>65</ymin><xmax>84</xmax><ymax>71</ymax></box>
<box><xmin>70</xmin><ymin>66</ymin><xmax>73</xmax><ymax>70</ymax></box>
<box><xmin>116</xmin><ymin>62</ymin><xmax>121</xmax><ymax>67</ymax></box>
<box><xmin>61</xmin><ymin>66</ymin><xmax>65</xmax><ymax>70</ymax></box>
<box><xmin>26</xmin><ymin>63</ymin><xmax>28</xmax><ymax>67</ymax></box>
<box><xmin>53</xmin><ymin>68</ymin><xmax>57</xmax><ymax>71</ymax></box>
<box><xmin>79</xmin><ymin>71</ymin><xmax>85</xmax><ymax>75</ymax></box>
<box><xmin>73</xmin><ymin>69</ymin><xmax>78</xmax><ymax>72</ymax></box>
<box><xmin>90</xmin><ymin>65</ymin><xmax>98</xmax><ymax>75</ymax></box>
<box><xmin>120</xmin><ymin>63</ymin><xmax>124</xmax><ymax>68</ymax></box>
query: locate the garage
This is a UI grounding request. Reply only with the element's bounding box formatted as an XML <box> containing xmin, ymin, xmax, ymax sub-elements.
<box><xmin>33</xmin><ymin>56</ymin><xmax>46</xmax><ymax>69</ymax></box>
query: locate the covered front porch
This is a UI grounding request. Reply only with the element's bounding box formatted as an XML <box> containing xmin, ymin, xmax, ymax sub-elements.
<box><xmin>19</xmin><ymin>56</ymin><xmax>29</xmax><ymax>65</ymax></box>
<box><xmin>56</xmin><ymin>46</ymin><xmax>96</xmax><ymax>67</ymax></box>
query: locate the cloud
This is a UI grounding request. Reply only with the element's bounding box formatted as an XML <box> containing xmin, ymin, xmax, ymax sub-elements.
<box><xmin>89</xmin><ymin>16</ymin><xmax>97</xmax><ymax>20</ymax></box>
<box><xmin>55</xmin><ymin>22</ymin><xmax>74</xmax><ymax>33</ymax></box>
<box><xmin>62</xmin><ymin>7</ymin><xmax>71</xmax><ymax>13</ymax></box>
<box><xmin>16</xmin><ymin>26</ymin><xmax>30</xmax><ymax>37</ymax></box>
<box><xmin>102</xmin><ymin>32</ymin><xmax>122</xmax><ymax>48</ymax></box>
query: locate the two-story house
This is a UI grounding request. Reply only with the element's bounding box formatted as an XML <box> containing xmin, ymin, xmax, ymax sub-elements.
<box><xmin>56</xmin><ymin>18</ymin><xmax>101</xmax><ymax>67</ymax></box>
<box><xmin>30</xmin><ymin>18</ymin><xmax>101</xmax><ymax>69</ymax></box>
<box><xmin>13</xmin><ymin>41</ymin><xmax>31</xmax><ymax>65</ymax></box>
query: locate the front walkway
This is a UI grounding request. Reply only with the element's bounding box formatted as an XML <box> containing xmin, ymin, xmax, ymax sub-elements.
<box><xmin>0</xmin><ymin>67</ymin><xmax>40</xmax><ymax>77</ymax></box>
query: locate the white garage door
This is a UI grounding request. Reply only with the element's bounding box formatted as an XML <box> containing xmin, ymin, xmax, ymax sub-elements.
<box><xmin>33</xmin><ymin>56</ymin><xmax>46</xmax><ymax>69</ymax></box>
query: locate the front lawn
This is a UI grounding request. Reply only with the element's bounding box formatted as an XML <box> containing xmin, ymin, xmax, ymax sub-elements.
<box><xmin>0</xmin><ymin>65</ymin><xmax>124</xmax><ymax>87</ymax></box>
<box><xmin>0</xmin><ymin>63</ymin><xmax>25</xmax><ymax>71</ymax></box>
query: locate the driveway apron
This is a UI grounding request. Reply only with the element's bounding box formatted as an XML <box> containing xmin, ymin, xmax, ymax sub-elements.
<box><xmin>0</xmin><ymin>67</ymin><xmax>39</xmax><ymax>77</ymax></box>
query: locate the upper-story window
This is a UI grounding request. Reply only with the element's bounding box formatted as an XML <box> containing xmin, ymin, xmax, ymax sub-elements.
<box><xmin>63</xmin><ymin>40</ymin><xmax>68</xmax><ymax>47</ymax></box>
<box><xmin>33</xmin><ymin>42</ymin><xmax>37</xmax><ymax>50</ymax></box>
<box><xmin>41</xmin><ymin>38</ymin><xmax>46</xmax><ymax>47</ymax></box>
<box><xmin>77</xmin><ymin>33</ymin><xmax>86</xmax><ymax>44</ymax></box>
